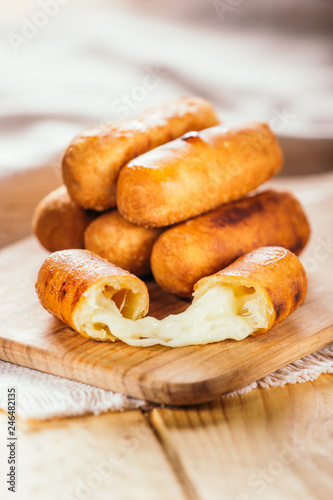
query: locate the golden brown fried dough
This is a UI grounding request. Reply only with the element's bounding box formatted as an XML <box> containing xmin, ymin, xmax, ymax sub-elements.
<box><xmin>117</xmin><ymin>123</ymin><xmax>283</xmax><ymax>227</ymax></box>
<box><xmin>62</xmin><ymin>96</ymin><xmax>219</xmax><ymax>211</ymax></box>
<box><xmin>194</xmin><ymin>246</ymin><xmax>307</xmax><ymax>333</ymax></box>
<box><xmin>36</xmin><ymin>249</ymin><xmax>149</xmax><ymax>341</ymax></box>
<box><xmin>36</xmin><ymin>247</ymin><xmax>307</xmax><ymax>347</ymax></box>
<box><xmin>84</xmin><ymin>210</ymin><xmax>163</xmax><ymax>277</ymax></box>
<box><xmin>32</xmin><ymin>185</ymin><xmax>96</xmax><ymax>252</ymax></box>
<box><xmin>151</xmin><ymin>190</ymin><xmax>310</xmax><ymax>298</ymax></box>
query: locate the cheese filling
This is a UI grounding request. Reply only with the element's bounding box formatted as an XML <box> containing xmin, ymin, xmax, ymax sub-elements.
<box><xmin>75</xmin><ymin>284</ymin><xmax>270</xmax><ymax>347</ymax></box>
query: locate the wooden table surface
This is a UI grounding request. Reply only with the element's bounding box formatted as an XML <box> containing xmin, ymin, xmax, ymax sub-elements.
<box><xmin>0</xmin><ymin>374</ymin><xmax>332</xmax><ymax>500</ymax></box>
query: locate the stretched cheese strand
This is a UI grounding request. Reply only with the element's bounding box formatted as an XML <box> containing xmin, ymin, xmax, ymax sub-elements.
<box><xmin>76</xmin><ymin>284</ymin><xmax>269</xmax><ymax>347</ymax></box>
<box><xmin>37</xmin><ymin>247</ymin><xmax>306</xmax><ymax>348</ymax></box>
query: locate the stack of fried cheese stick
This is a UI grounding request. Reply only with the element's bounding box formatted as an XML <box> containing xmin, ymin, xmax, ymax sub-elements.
<box><xmin>34</xmin><ymin>96</ymin><xmax>310</xmax><ymax>347</ymax></box>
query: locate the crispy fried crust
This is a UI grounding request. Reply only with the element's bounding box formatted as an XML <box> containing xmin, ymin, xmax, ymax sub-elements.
<box><xmin>117</xmin><ymin>123</ymin><xmax>283</xmax><ymax>227</ymax></box>
<box><xmin>32</xmin><ymin>186</ymin><xmax>96</xmax><ymax>252</ymax></box>
<box><xmin>151</xmin><ymin>190</ymin><xmax>310</xmax><ymax>298</ymax></box>
<box><xmin>194</xmin><ymin>246</ymin><xmax>307</xmax><ymax>333</ymax></box>
<box><xmin>35</xmin><ymin>249</ymin><xmax>149</xmax><ymax>334</ymax></box>
<box><xmin>84</xmin><ymin>210</ymin><xmax>163</xmax><ymax>277</ymax></box>
<box><xmin>62</xmin><ymin>96</ymin><xmax>219</xmax><ymax>211</ymax></box>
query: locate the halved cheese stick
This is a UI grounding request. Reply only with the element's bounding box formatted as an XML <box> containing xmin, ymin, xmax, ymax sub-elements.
<box><xmin>194</xmin><ymin>246</ymin><xmax>307</xmax><ymax>334</ymax></box>
<box><xmin>151</xmin><ymin>190</ymin><xmax>310</xmax><ymax>297</ymax></box>
<box><xmin>117</xmin><ymin>122</ymin><xmax>283</xmax><ymax>227</ymax></box>
<box><xmin>62</xmin><ymin>96</ymin><xmax>219</xmax><ymax>211</ymax></box>
<box><xmin>36</xmin><ymin>247</ymin><xmax>306</xmax><ymax>347</ymax></box>
<box><xmin>32</xmin><ymin>186</ymin><xmax>96</xmax><ymax>252</ymax></box>
<box><xmin>35</xmin><ymin>249</ymin><xmax>149</xmax><ymax>341</ymax></box>
<box><xmin>84</xmin><ymin>210</ymin><xmax>163</xmax><ymax>276</ymax></box>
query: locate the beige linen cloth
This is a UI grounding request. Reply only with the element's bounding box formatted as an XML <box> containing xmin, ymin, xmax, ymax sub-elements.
<box><xmin>0</xmin><ymin>0</ymin><xmax>332</xmax><ymax>419</ymax></box>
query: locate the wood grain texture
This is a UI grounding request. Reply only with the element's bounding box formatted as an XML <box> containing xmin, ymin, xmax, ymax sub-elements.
<box><xmin>0</xmin><ymin>173</ymin><xmax>332</xmax><ymax>405</ymax></box>
<box><xmin>151</xmin><ymin>374</ymin><xmax>333</xmax><ymax>500</ymax></box>
<box><xmin>0</xmin><ymin>410</ymin><xmax>187</xmax><ymax>500</ymax></box>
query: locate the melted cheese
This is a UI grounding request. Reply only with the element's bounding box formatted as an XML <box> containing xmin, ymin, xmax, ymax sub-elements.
<box><xmin>76</xmin><ymin>285</ymin><xmax>269</xmax><ymax>347</ymax></box>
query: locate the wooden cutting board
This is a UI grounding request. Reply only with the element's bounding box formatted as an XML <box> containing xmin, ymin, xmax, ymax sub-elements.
<box><xmin>0</xmin><ymin>174</ymin><xmax>333</xmax><ymax>405</ymax></box>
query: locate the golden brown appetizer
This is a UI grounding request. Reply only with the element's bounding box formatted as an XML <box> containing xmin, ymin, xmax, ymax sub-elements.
<box><xmin>84</xmin><ymin>210</ymin><xmax>163</xmax><ymax>276</ymax></box>
<box><xmin>62</xmin><ymin>96</ymin><xmax>219</xmax><ymax>211</ymax></box>
<box><xmin>36</xmin><ymin>247</ymin><xmax>307</xmax><ymax>347</ymax></box>
<box><xmin>117</xmin><ymin>122</ymin><xmax>283</xmax><ymax>227</ymax></box>
<box><xmin>35</xmin><ymin>249</ymin><xmax>149</xmax><ymax>342</ymax></box>
<box><xmin>151</xmin><ymin>190</ymin><xmax>310</xmax><ymax>298</ymax></box>
<box><xmin>194</xmin><ymin>246</ymin><xmax>307</xmax><ymax>335</ymax></box>
<box><xmin>32</xmin><ymin>185</ymin><xmax>96</xmax><ymax>252</ymax></box>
